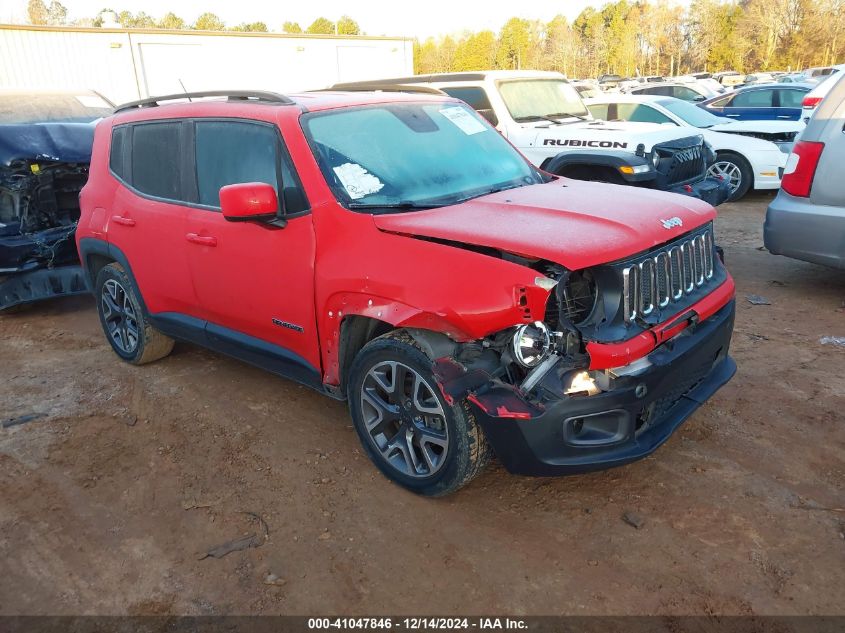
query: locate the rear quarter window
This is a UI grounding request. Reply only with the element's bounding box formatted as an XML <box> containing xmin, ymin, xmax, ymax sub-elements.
<box><xmin>109</xmin><ymin>126</ymin><xmax>128</xmax><ymax>180</ymax></box>
<box><xmin>131</xmin><ymin>122</ymin><xmax>182</xmax><ymax>200</ymax></box>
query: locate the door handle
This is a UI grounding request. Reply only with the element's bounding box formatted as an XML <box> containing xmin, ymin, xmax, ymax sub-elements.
<box><xmin>186</xmin><ymin>233</ymin><xmax>217</xmax><ymax>247</ymax></box>
<box><xmin>726</xmin><ymin>113</ymin><xmax>740</xmax><ymax>117</ymax></box>
<box><xmin>111</xmin><ymin>215</ymin><xmax>136</xmax><ymax>227</ymax></box>
<box><xmin>777</xmin><ymin>115</ymin><xmax>792</xmax><ymax>119</ymax></box>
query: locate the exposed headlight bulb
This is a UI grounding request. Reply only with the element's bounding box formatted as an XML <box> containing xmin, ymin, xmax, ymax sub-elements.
<box><xmin>564</xmin><ymin>370</ymin><xmax>601</xmax><ymax>396</ymax></box>
<box><xmin>512</xmin><ymin>321</ymin><xmax>552</xmax><ymax>368</ymax></box>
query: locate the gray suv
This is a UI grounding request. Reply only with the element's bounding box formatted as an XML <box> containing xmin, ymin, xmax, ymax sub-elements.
<box><xmin>765</xmin><ymin>73</ymin><xmax>845</xmax><ymax>269</ymax></box>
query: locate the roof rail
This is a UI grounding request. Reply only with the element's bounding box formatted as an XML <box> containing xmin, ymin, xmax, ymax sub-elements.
<box><xmin>325</xmin><ymin>83</ymin><xmax>447</xmax><ymax>95</ymax></box>
<box><xmin>114</xmin><ymin>90</ymin><xmax>294</xmax><ymax>113</ymax></box>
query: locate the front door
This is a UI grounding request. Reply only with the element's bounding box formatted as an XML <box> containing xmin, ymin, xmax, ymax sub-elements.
<box><xmin>184</xmin><ymin>119</ymin><xmax>321</xmax><ymax>377</ymax></box>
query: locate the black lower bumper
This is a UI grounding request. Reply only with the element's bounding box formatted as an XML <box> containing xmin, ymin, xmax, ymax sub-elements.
<box><xmin>668</xmin><ymin>176</ymin><xmax>731</xmax><ymax>207</ymax></box>
<box><xmin>0</xmin><ymin>264</ymin><xmax>88</xmax><ymax>310</ymax></box>
<box><xmin>473</xmin><ymin>300</ymin><xmax>736</xmax><ymax>476</ymax></box>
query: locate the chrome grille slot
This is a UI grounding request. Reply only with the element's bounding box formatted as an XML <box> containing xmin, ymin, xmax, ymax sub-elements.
<box><xmin>622</xmin><ymin>227</ymin><xmax>716</xmax><ymax>323</ymax></box>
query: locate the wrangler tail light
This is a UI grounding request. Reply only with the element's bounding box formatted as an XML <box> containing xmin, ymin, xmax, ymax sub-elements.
<box><xmin>801</xmin><ymin>95</ymin><xmax>822</xmax><ymax>109</ymax></box>
<box><xmin>781</xmin><ymin>141</ymin><xmax>824</xmax><ymax>198</ymax></box>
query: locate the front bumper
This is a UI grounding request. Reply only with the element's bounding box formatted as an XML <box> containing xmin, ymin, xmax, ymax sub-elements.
<box><xmin>472</xmin><ymin>300</ymin><xmax>736</xmax><ymax>476</ymax></box>
<box><xmin>0</xmin><ymin>264</ymin><xmax>88</xmax><ymax>310</ymax></box>
<box><xmin>668</xmin><ymin>176</ymin><xmax>730</xmax><ymax>207</ymax></box>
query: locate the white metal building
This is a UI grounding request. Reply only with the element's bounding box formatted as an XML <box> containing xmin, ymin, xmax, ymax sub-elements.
<box><xmin>0</xmin><ymin>24</ymin><xmax>414</xmax><ymax>104</ymax></box>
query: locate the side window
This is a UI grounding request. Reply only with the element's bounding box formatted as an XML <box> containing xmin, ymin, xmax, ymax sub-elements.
<box><xmin>195</xmin><ymin>121</ymin><xmax>279</xmax><ymax>209</ymax></box>
<box><xmin>440</xmin><ymin>87</ymin><xmax>492</xmax><ymax>111</ymax></box>
<box><xmin>618</xmin><ymin>104</ymin><xmax>674</xmax><ymax>124</ymax></box>
<box><xmin>672</xmin><ymin>86</ymin><xmax>700</xmax><ymax>101</ymax></box>
<box><xmin>587</xmin><ymin>103</ymin><xmax>609</xmax><ymax>120</ymax></box>
<box><xmin>194</xmin><ymin>120</ymin><xmax>308</xmax><ymax>214</ymax></box>
<box><xmin>109</xmin><ymin>126</ymin><xmax>128</xmax><ymax>180</ymax></box>
<box><xmin>440</xmin><ymin>87</ymin><xmax>499</xmax><ymax>126</ymax></box>
<box><xmin>779</xmin><ymin>89</ymin><xmax>806</xmax><ymax>108</ymax></box>
<box><xmin>131</xmin><ymin>122</ymin><xmax>182</xmax><ymax>200</ymax></box>
<box><xmin>732</xmin><ymin>89</ymin><xmax>774</xmax><ymax>108</ymax></box>
<box><xmin>707</xmin><ymin>95</ymin><xmax>733</xmax><ymax>108</ymax></box>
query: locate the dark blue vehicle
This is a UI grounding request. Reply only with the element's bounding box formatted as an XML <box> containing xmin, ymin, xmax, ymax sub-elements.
<box><xmin>698</xmin><ymin>83</ymin><xmax>813</xmax><ymax>121</ymax></box>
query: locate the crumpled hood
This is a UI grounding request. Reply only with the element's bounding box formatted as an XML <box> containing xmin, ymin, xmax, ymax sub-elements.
<box><xmin>372</xmin><ymin>178</ymin><xmax>716</xmax><ymax>270</ymax></box>
<box><xmin>0</xmin><ymin>122</ymin><xmax>95</xmax><ymax>166</ymax></box>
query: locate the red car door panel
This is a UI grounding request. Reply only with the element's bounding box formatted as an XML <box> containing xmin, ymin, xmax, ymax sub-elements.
<box><xmin>184</xmin><ymin>119</ymin><xmax>321</xmax><ymax>372</ymax></box>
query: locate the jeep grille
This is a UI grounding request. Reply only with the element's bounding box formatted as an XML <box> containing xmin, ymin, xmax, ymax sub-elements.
<box><xmin>657</xmin><ymin>141</ymin><xmax>706</xmax><ymax>187</ymax></box>
<box><xmin>622</xmin><ymin>228</ymin><xmax>715</xmax><ymax>323</ymax></box>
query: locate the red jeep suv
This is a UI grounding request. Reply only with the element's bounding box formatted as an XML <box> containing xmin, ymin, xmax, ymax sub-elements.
<box><xmin>77</xmin><ymin>90</ymin><xmax>736</xmax><ymax>496</ymax></box>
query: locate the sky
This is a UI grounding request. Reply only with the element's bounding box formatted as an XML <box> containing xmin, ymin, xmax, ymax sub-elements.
<box><xmin>0</xmin><ymin>0</ymin><xmax>688</xmax><ymax>39</ymax></box>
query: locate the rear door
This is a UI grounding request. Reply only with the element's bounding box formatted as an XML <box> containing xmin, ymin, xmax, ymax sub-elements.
<box><xmin>183</xmin><ymin>118</ymin><xmax>321</xmax><ymax>375</ymax></box>
<box><xmin>107</xmin><ymin>121</ymin><xmax>199</xmax><ymax>317</ymax></box>
<box><xmin>775</xmin><ymin>88</ymin><xmax>807</xmax><ymax>121</ymax></box>
<box><xmin>723</xmin><ymin>88</ymin><xmax>777</xmax><ymax>120</ymax></box>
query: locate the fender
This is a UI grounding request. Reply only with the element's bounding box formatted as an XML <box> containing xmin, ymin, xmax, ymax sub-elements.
<box><xmin>77</xmin><ymin>237</ymin><xmax>150</xmax><ymax>311</ymax></box>
<box><xmin>319</xmin><ymin>288</ymin><xmax>548</xmax><ymax>386</ymax></box>
<box><xmin>541</xmin><ymin>150</ymin><xmax>656</xmax><ymax>183</ymax></box>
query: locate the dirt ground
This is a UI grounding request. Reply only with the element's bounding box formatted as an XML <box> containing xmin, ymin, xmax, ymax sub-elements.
<box><xmin>1</xmin><ymin>192</ymin><xmax>843</xmax><ymax>616</ymax></box>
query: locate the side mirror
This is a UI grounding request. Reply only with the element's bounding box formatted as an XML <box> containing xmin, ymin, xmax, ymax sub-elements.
<box><xmin>220</xmin><ymin>182</ymin><xmax>279</xmax><ymax>222</ymax></box>
<box><xmin>694</xmin><ymin>95</ymin><xmax>706</xmax><ymax>102</ymax></box>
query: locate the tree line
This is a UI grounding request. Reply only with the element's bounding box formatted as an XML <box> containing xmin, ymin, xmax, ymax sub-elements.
<box><xmin>24</xmin><ymin>0</ymin><xmax>361</xmax><ymax>35</ymax></box>
<box><xmin>415</xmin><ymin>0</ymin><xmax>844</xmax><ymax>77</ymax></box>
<box><xmin>23</xmin><ymin>0</ymin><xmax>844</xmax><ymax>75</ymax></box>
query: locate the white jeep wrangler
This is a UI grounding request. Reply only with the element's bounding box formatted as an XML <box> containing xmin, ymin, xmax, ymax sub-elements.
<box><xmin>330</xmin><ymin>70</ymin><xmax>730</xmax><ymax>206</ymax></box>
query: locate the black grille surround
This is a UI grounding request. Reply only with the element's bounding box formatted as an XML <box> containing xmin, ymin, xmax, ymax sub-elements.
<box><xmin>652</xmin><ymin>135</ymin><xmax>709</xmax><ymax>189</ymax></box>
<box><xmin>547</xmin><ymin>223</ymin><xmax>727</xmax><ymax>344</ymax></box>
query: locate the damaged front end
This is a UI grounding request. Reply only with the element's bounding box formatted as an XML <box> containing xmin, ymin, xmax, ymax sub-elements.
<box><xmin>430</xmin><ymin>229</ymin><xmax>737</xmax><ymax>477</ymax></box>
<box><xmin>0</xmin><ymin>123</ymin><xmax>94</xmax><ymax>310</ymax></box>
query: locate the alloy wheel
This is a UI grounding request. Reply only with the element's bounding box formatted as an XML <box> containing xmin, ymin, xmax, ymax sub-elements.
<box><xmin>707</xmin><ymin>160</ymin><xmax>742</xmax><ymax>194</ymax></box>
<box><xmin>101</xmin><ymin>279</ymin><xmax>139</xmax><ymax>354</ymax></box>
<box><xmin>359</xmin><ymin>360</ymin><xmax>449</xmax><ymax>478</ymax></box>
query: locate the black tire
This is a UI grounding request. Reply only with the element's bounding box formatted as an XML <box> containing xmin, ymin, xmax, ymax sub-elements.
<box><xmin>708</xmin><ymin>151</ymin><xmax>753</xmax><ymax>201</ymax></box>
<box><xmin>347</xmin><ymin>331</ymin><xmax>492</xmax><ymax>496</ymax></box>
<box><xmin>95</xmin><ymin>263</ymin><xmax>174</xmax><ymax>365</ymax></box>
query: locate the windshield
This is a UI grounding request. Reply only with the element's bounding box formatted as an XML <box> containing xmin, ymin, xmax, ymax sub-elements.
<box><xmin>659</xmin><ymin>98</ymin><xmax>725</xmax><ymax>128</ymax></box>
<box><xmin>0</xmin><ymin>93</ymin><xmax>113</xmax><ymax>124</ymax></box>
<box><xmin>303</xmin><ymin>102</ymin><xmax>542</xmax><ymax>210</ymax></box>
<box><xmin>497</xmin><ymin>79</ymin><xmax>589</xmax><ymax>122</ymax></box>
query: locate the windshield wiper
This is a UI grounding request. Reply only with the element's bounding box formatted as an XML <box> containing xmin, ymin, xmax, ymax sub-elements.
<box><xmin>545</xmin><ymin>111</ymin><xmax>591</xmax><ymax>122</ymax></box>
<box><xmin>346</xmin><ymin>201</ymin><xmax>446</xmax><ymax>211</ymax></box>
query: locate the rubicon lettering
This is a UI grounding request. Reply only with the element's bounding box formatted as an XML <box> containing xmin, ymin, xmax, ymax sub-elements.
<box><xmin>543</xmin><ymin>139</ymin><xmax>629</xmax><ymax>148</ymax></box>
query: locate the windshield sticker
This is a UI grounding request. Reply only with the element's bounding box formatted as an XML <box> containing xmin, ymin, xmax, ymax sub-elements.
<box><xmin>333</xmin><ymin>163</ymin><xmax>384</xmax><ymax>200</ymax></box>
<box><xmin>439</xmin><ymin>107</ymin><xmax>487</xmax><ymax>135</ymax></box>
<box><xmin>75</xmin><ymin>94</ymin><xmax>111</xmax><ymax>109</ymax></box>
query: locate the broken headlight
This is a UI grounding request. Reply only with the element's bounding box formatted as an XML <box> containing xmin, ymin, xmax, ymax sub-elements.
<box><xmin>511</xmin><ymin>321</ymin><xmax>552</xmax><ymax>368</ymax></box>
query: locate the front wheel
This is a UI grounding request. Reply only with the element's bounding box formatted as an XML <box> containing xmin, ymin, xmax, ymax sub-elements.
<box><xmin>347</xmin><ymin>332</ymin><xmax>492</xmax><ymax>496</ymax></box>
<box><xmin>708</xmin><ymin>152</ymin><xmax>753</xmax><ymax>201</ymax></box>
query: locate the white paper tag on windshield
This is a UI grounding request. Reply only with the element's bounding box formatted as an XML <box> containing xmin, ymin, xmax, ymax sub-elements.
<box><xmin>333</xmin><ymin>163</ymin><xmax>384</xmax><ymax>200</ymax></box>
<box><xmin>439</xmin><ymin>107</ymin><xmax>486</xmax><ymax>135</ymax></box>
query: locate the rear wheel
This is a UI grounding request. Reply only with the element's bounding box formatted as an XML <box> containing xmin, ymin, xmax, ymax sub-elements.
<box><xmin>708</xmin><ymin>152</ymin><xmax>753</xmax><ymax>201</ymax></box>
<box><xmin>95</xmin><ymin>263</ymin><xmax>174</xmax><ymax>364</ymax></box>
<box><xmin>347</xmin><ymin>332</ymin><xmax>491</xmax><ymax>496</ymax></box>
